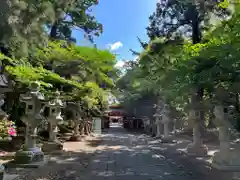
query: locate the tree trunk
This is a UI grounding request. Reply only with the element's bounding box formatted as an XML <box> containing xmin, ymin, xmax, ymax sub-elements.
<box><xmin>50</xmin><ymin>21</ymin><xmax>58</xmax><ymax>39</ymax></box>
<box><xmin>191</xmin><ymin>5</ymin><xmax>205</xmax><ymax>136</ymax></box>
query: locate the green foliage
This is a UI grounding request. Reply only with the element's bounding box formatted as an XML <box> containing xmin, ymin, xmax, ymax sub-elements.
<box><xmin>0</xmin><ymin>120</ymin><xmax>15</xmax><ymax>140</ymax></box>
<box><xmin>49</xmin><ymin>0</ymin><xmax>103</xmax><ymax>42</ymax></box>
<box><xmin>1</xmin><ymin>40</ymin><xmax>116</xmax><ymax>117</ymax></box>
<box><xmin>6</xmin><ymin>65</ymin><xmax>84</xmax><ymax>90</ymax></box>
<box><xmin>0</xmin><ymin>0</ymin><xmax>117</xmax><ymax>122</ymax></box>
<box><xmin>118</xmin><ymin>3</ymin><xmax>240</xmax><ymax>123</ymax></box>
<box><xmin>0</xmin><ymin>0</ymin><xmax>56</xmax><ymax>57</ymax></box>
<box><xmin>34</xmin><ymin>41</ymin><xmax>116</xmax><ymax>87</ymax></box>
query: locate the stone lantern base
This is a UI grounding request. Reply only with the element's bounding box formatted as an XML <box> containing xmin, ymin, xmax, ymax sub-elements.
<box><xmin>14</xmin><ymin>148</ymin><xmax>44</xmax><ymax>164</ymax></box>
<box><xmin>69</xmin><ymin>135</ymin><xmax>85</xmax><ymax>142</ymax></box>
<box><xmin>186</xmin><ymin>143</ymin><xmax>208</xmax><ymax>156</ymax></box>
<box><xmin>42</xmin><ymin>141</ymin><xmax>63</xmax><ymax>152</ymax></box>
<box><xmin>211</xmin><ymin>149</ymin><xmax>240</xmax><ymax>171</ymax></box>
<box><xmin>161</xmin><ymin>135</ymin><xmax>176</xmax><ymax>143</ymax></box>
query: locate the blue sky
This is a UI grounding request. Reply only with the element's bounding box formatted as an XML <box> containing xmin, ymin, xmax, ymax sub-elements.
<box><xmin>72</xmin><ymin>0</ymin><xmax>157</xmax><ymax>68</ymax></box>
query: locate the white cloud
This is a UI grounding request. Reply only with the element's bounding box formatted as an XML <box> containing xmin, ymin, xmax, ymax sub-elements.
<box><xmin>114</xmin><ymin>56</ymin><xmax>138</xmax><ymax>69</ymax></box>
<box><xmin>133</xmin><ymin>56</ymin><xmax>139</xmax><ymax>61</ymax></box>
<box><xmin>108</xmin><ymin>41</ymin><xmax>123</xmax><ymax>51</ymax></box>
<box><xmin>114</xmin><ymin>60</ymin><xmax>125</xmax><ymax>68</ymax></box>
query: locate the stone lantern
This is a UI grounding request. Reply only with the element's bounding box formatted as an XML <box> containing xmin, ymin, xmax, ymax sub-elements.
<box><xmin>154</xmin><ymin>105</ymin><xmax>162</xmax><ymax>138</ymax></box>
<box><xmin>212</xmin><ymin>105</ymin><xmax>231</xmax><ymax>167</ymax></box>
<box><xmin>42</xmin><ymin>91</ymin><xmax>64</xmax><ymax>152</ymax></box>
<box><xmin>161</xmin><ymin>105</ymin><xmax>175</xmax><ymax>143</ymax></box>
<box><xmin>186</xmin><ymin>108</ymin><xmax>208</xmax><ymax>156</ymax></box>
<box><xmin>14</xmin><ymin>81</ymin><xmax>46</xmax><ymax>165</ymax></box>
<box><xmin>68</xmin><ymin>102</ymin><xmax>83</xmax><ymax>141</ymax></box>
<box><xmin>211</xmin><ymin>104</ymin><xmax>240</xmax><ymax>178</ymax></box>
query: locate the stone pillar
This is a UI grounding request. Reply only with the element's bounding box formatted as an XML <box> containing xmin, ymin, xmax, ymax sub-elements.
<box><xmin>163</xmin><ymin>119</ymin><xmax>169</xmax><ymax>138</ymax></box>
<box><xmin>74</xmin><ymin>120</ymin><xmax>80</xmax><ymax>135</ymax></box>
<box><xmin>154</xmin><ymin>115</ymin><xmax>161</xmax><ymax>138</ymax></box>
<box><xmin>156</xmin><ymin>119</ymin><xmax>161</xmax><ymax>138</ymax></box>
<box><xmin>187</xmin><ymin>110</ymin><xmax>208</xmax><ymax>156</ymax></box>
<box><xmin>24</xmin><ymin>124</ymin><xmax>38</xmax><ymax>150</ymax></box>
<box><xmin>49</xmin><ymin>123</ymin><xmax>58</xmax><ymax>141</ymax></box>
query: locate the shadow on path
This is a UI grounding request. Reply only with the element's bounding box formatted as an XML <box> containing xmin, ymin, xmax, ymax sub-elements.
<box><xmin>14</xmin><ymin>124</ymin><xmax>210</xmax><ymax>180</ymax></box>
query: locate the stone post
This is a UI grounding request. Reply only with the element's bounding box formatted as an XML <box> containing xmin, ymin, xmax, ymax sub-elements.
<box><xmin>186</xmin><ymin>110</ymin><xmax>208</xmax><ymax>156</ymax></box>
<box><xmin>14</xmin><ymin>81</ymin><xmax>46</xmax><ymax>165</ymax></box>
<box><xmin>42</xmin><ymin>91</ymin><xmax>64</xmax><ymax>152</ymax></box>
<box><xmin>163</xmin><ymin>117</ymin><xmax>169</xmax><ymax>138</ymax></box>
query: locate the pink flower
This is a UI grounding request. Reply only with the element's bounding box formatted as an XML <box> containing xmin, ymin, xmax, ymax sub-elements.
<box><xmin>8</xmin><ymin>127</ymin><xmax>16</xmax><ymax>136</ymax></box>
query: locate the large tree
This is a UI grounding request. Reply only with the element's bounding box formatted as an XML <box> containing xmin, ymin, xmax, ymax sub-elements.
<box><xmin>0</xmin><ymin>0</ymin><xmax>102</xmax><ymax>57</ymax></box>
<box><xmin>49</xmin><ymin>0</ymin><xmax>102</xmax><ymax>43</ymax></box>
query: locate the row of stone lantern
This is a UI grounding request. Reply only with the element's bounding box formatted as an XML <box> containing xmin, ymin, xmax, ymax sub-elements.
<box><xmin>153</xmin><ymin>86</ymin><xmax>240</xmax><ymax>178</ymax></box>
<box><xmin>186</xmin><ymin>103</ymin><xmax>240</xmax><ymax>176</ymax></box>
<box><xmin>13</xmin><ymin>81</ymin><xmax>101</xmax><ymax>165</ymax></box>
<box><xmin>0</xmin><ymin>81</ymin><xmax>102</xmax><ymax>179</ymax></box>
<box><xmin>153</xmin><ymin>100</ymin><xmax>240</xmax><ymax>177</ymax></box>
<box><xmin>14</xmin><ymin>82</ymin><xmax>65</xmax><ymax>163</ymax></box>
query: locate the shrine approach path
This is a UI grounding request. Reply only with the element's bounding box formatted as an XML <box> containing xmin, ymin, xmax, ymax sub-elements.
<box><xmin>15</xmin><ymin>123</ymin><xmax>206</xmax><ymax>180</ymax></box>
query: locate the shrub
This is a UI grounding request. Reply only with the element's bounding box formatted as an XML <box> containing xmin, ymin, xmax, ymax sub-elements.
<box><xmin>0</xmin><ymin>119</ymin><xmax>16</xmax><ymax>140</ymax></box>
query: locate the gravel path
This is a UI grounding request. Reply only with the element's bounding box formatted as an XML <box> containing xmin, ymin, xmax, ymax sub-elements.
<box><xmin>13</xmin><ymin>124</ymin><xmax>209</xmax><ymax>180</ymax></box>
